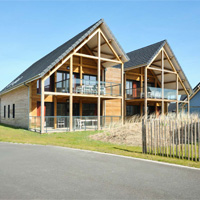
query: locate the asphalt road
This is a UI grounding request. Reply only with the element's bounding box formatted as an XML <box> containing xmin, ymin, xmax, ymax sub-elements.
<box><xmin>0</xmin><ymin>143</ymin><xmax>200</xmax><ymax>200</ymax></box>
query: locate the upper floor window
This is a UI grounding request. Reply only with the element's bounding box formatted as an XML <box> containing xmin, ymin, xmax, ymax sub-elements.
<box><xmin>37</xmin><ymin>74</ymin><xmax>55</xmax><ymax>94</ymax></box>
<box><xmin>126</xmin><ymin>80</ymin><xmax>140</xmax><ymax>98</ymax></box>
<box><xmin>83</xmin><ymin>74</ymin><xmax>97</xmax><ymax>85</ymax></box>
<box><xmin>56</xmin><ymin>71</ymin><xmax>80</xmax><ymax>93</ymax></box>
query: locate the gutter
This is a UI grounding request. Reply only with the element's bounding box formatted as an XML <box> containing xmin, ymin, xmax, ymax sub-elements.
<box><xmin>0</xmin><ymin>74</ymin><xmax>40</xmax><ymax>96</ymax></box>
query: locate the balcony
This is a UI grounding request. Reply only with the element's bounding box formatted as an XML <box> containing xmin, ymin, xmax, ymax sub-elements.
<box><xmin>56</xmin><ymin>79</ymin><xmax>121</xmax><ymax>96</ymax></box>
<box><xmin>126</xmin><ymin>87</ymin><xmax>177</xmax><ymax>100</ymax></box>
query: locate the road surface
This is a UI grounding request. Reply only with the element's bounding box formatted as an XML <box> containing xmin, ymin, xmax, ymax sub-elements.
<box><xmin>0</xmin><ymin>142</ymin><xmax>200</xmax><ymax>199</ymax></box>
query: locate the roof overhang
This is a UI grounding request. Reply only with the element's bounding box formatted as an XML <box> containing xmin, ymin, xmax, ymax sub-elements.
<box><xmin>164</xmin><ymin>41</ymin><xmax>193</xmax><ymax>95</ymax></box>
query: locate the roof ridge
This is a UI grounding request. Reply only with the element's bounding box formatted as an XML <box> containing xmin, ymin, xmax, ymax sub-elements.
<box><xmin>127</xmin><ymin>40</ymin><xmax>166</xmax><ymax>55</ymax></box>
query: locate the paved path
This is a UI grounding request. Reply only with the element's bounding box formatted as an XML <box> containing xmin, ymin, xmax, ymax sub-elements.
<box><xmin>0</xmin><ymin>142</ymin><xmax>200</xmax><ymax>199</ymax></box>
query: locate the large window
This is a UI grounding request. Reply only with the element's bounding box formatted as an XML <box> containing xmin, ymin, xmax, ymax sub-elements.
<box><xmin>126</xmin><ymin>105</ymin><xmax>140</xmax><ymax>116</ymax></box>
<box><xmin>37</xmin><ymin>102</ymin><xmax>54</xmax><ymax>117</ymax></box>
<box><xmin>83</xmin><ymin>103</ymin><xmax>97</xmax><ymax>116</ymax></box>
<box><xmin>83</xmin><ymin>74</ymin><xmax>97</xmax><ymax>85</ymax></box>
<box><xmin>37</xmin><ymin>74</ymin><xmax>54</xmax><ymax>94</ymax></box>
<box><xmin>45</xmin><ymin>103</ymin><xmax>54</xmax><ymax>116</ymax></box>
<box><xmin>13</xmin><ymin>104</ymin><xmax>15</xmax><ymax>118</ymax></box>
<box><xmin>57</xmin><ymin>103</ymin><xmax>80</xmax><ymax>116</ymax></box>
<box><xmin>126</xmin><ymin>80</ymin><xmax>140</xmax><ymax>98</ymax></box>
<box><xmin>56</xmin><ymin>71</ymin><xmax>80</xmax><ymax>93</ymax></box>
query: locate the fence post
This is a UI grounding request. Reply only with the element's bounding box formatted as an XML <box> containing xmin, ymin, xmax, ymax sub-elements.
<box><xmin>169</xmin><ymin>119</ymin><xmax>171</xmax><ymax>157</ymax></box>
<box><xmin>181</xmin><ymin>121</ymin><xmax>183</xmax><ymax>159</ymax></box>
<box><xmin>195</xmin><ymin>120</ymin><xmax>197</xmax><ymax>161</ymax></box>
<box><xmin>184</xmin><ymin>121</ymin><xmax>187</xmax><ymax>159</ymax></box>
<box><xmin>188</xmin><ymin>119</ymin><xmax>190</xmax><ymax>160</ymax></box>
<box><xmin>154</xmin><ymin>120</ymin><xmax>156</xmax><ymax>156</ymax></box>
<box><xmin>198</xmin><ymin>120</ymin><xmax>200</xmax><ymax>161</ymax></box>
<box><xmin>178</xmin><ymin>120</ymin><xmax>180</xmax><ymax>159</ymax></box>
<box><xmin>191</xmin><ymin>119</ymin><xmax>193</xmax><ymax>161</ymax></box>
<box><xmin>159</xmin><ymin>119</ymin><xmax>161</xmax><ymax>155</ymax></box>
<box><xmin>173</xmin><ymin>120</ymin><xmax>174</xmax><ymax>158</ymax></box>
<box><xmin>164</xmin><ymin>121</ymin><xmax>166</xmax><ymax>156</ymax></box>
<box><xmin>151</xmin><ymin>120</ymin><xmax>153</xmax><ymax>154</ymax></box>
<box><xmin>142</xmin><ymin>119</ymin><xmax>147</xmax><ymax>153</ymax></box>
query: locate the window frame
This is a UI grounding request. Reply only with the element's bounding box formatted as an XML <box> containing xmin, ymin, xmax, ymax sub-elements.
<box><xmin>8</xmin><ymin>105</ymin><xmax>10</xmax><ymax>118</ymax></box>
<box><xmin>13</xmin><ymin>104</ymin><xmax>15</xmax><ymax>118</ymax></box>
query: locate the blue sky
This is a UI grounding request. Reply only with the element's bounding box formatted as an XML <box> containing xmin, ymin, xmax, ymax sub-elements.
<box><xmin>0</xmin><ymin>1</ymin><xmax>199</xmax><ymax>91</ymax></box>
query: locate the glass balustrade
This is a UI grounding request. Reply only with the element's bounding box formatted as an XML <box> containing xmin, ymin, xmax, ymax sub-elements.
<box><xmin>55</xmin><ymin>78</ymin><xmax>121</xmax><ymax>96</ymax></box>
<box><xmin>126</xmin><ymin>86</ymin><xmax>177</xmax><ymax>100</ymax></box>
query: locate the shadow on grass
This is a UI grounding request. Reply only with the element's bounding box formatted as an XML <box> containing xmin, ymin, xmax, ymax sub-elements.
<box><xmin>113</xmin><ymin>147</ymin><xmax>142</xmax><ymax>154</ymax></box>
<box><xmin>0</xmin><ymin>123</ymin><xmax>28</xmax><ymax>131</ymax></box>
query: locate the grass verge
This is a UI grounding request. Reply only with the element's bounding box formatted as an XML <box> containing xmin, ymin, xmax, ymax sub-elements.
<box><xmin>0</xmin><ymin>123</ymin><xmax>199</xmax><ymax>168</ymax></box>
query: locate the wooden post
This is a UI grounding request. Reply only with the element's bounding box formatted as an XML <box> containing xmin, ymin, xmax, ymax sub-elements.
<box><xmin>54</xmin><ymin>96</ymin><xmax>57</xmax><ymax>129</ymax></box>
<box><xmin>198</xmin><ymin>120</ymin><xmax>200</xmax><ymax>161</ymax></box>
<box><xmin>191</xmin><ymin>120</ymin><xmax>193</xmax><ymax>161</ymax></box>
<box><xmin>121</xmin><ymin>63</ymin><xmax>124</xmax><ymax>124</ymax></box>
<box><xmin>54</xmin><ymin>72</ymin><xmax>57</xmax><ymax>129</ymax></box>
<box><xmin>172</xmin><ymin>120</ymin><xmax>175</xmax><ymax>157</ymax></box>
<box><xmin>195</xmin><ymin>120</ymin><xmax>197</xmax><ymax>161</ymax></box>
<box><xmin>80</xmin><ymin>49</ymin><xmax>83</xmax><ymax>86</ymax></box>
<box><xmin>142</xmin><ymin>119</ymin><xmax>147</xmax><ymax>153</ymax></box>
<box><xmin>97</xmin><ymin>31</ymin><xmax>101</xmax><ymax>130</ymax></box>
<box><xmin>144</xmin><ymin>66</ymin><xmax>147</xmax><ymax>119</ymax></box>
<box><xmin>184</xmin><ymin>121</ymin><xmax>187</xmax><ymax>159</ymax></box>
<box><xmin>140</xmin><ymin>67</ymin><xmax>143</xmax><ymax>95</ymax></box>
<box><xmin>188</xmin><ymin>119</ymin><xmax>190</xmax><ymax>160</ymax></box>
<box><xmin>40</xmin><ymin>78</ymin><xmax>45</xmax><ymax>133</ymax></box>
<box><xmin>69</xmin><ymin>56</ymin><xmax>73</xmax><ymax>131</ymax></box>
<box><xmin>69</xmin><ymin>95</ymin><xmax>73</xmax><ymax>131</ymax></box>
<box><xmin>161</xmin><ymin>50</ymin><xmax>164</xmax><ymax>116</ymax></box>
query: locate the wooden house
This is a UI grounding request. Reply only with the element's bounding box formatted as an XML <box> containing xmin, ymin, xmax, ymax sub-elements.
<box><xmin>122</xmin><ymin>40</ymin><xmax>192</xmax><ymax>118</ymax></box>
<box><xmin>0</xmin><ymin>19</ymin><xmax>192</xmax><ymax>133</ymax></box>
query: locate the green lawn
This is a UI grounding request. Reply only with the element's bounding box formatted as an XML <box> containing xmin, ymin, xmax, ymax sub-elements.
<box><xmin>0</xmin><ymin>123</ymin><xmax>200</xmax><ymax>168</ymax></box>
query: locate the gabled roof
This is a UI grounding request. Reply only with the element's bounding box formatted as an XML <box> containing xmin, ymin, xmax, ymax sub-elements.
<box><xmin>124</xmin><ymin>40</ymin><xmax>166</xmax><ymax>69</ymax></box>
<box><xmin>182</xmin><ymin>82</ymin><xmax>200</xmax><ymax>102</ymax></box>
<box><xmin>193</xmin><ymin>82</ymin><xmax>200</xmax><ymax>93</ymax></box>
<box><xmin>116</xmin><ymin>40</ymin><xmax>192</xmax><ymax>95</ymax></box>
<box><xmin>0</xmin><ymin>19</ymin><xmax>129</xmax><ymax>95</ymax></box>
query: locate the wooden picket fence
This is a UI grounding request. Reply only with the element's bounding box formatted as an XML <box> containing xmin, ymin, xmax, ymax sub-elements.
<box><xmin>142</xmin><ymin>118</ymin><xmax>200</xmax><ymax>161</ymax></box>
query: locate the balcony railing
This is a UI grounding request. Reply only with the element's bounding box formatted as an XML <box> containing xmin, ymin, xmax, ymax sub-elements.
<box><xmin>55</xmin><ymin>79</ymin><xmax>121</xmax><ymax>96</ymax></box>
<box><xmin>56</xmin><ymin>79</ymin><xmax>70</xmax><ymax>93</ymax></box>
<box><xmin>29</xmin><ymin>116</ymin><xmax>121</xmax><ymax>133</ymax></box>
<box><xmin>126</xmin><ymin>87</ymin><xmax>177</xmax><ymax>100</ymax></box>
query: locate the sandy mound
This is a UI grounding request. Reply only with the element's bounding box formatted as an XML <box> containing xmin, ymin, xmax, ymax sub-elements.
<box><xmin>90</xmin><ymin>122</ymin><xmax>142</xmax><ymax>147</ymax></box>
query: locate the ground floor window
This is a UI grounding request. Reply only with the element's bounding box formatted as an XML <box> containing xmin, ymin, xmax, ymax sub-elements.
<box><xmin>148</xmin><ymin>106</ymin><xmax>155</xmax><ymax>115</ymax></box>
<box><xmin>57</xmin><ymin>103</ymin><xmax>80</xmax><ymax>116</ymax></box>
<box><xmin>8</xmin><ymin>105</ymin><xmax>10</xmax><ymax>118</ymax></box>
<box><xmin>13</xmin><ymin>104</ymin><xmax>15</xmax><ymax>118</ymax></box>
<box><xmin>126</xmin><ymin>105</ymin><xmax>140</xmax><ymax>116</ymax></box>
<box><xmin>82</xmin><ymin>103</ymin><xmax>97</xmax><ymax>116</ymax></box>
